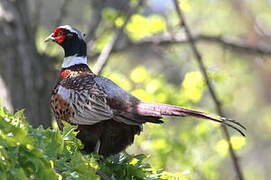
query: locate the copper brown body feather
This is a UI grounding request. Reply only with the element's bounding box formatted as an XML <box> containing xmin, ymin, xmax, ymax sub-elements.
<box><xmin>51</xmin><ymin>65</ymin><xmax>245</xmax><ymax>157</ymax></box>
<box><xmin>51</xmin><ymin>65</ymin><xmax>160</xmax><ymax>156</ymax></box>
<box><xmin>48</xmin><ymin>25</ymin><xmax>245</xmax><ymax>157</ymax></box>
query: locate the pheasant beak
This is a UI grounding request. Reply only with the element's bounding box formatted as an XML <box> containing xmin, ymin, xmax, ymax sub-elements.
<box><xmin>44</xmin><ymin>33</ymin><xmax>55</xmax><ymax>42</ymax></box>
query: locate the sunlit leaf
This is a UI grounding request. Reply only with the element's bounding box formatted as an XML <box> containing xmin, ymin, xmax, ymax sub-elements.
<box><xmin>126</xmin><ymin>14</ymin><xmax>166</xmax><ymax>40</ymax></box>
<box><xmin>179</xmin><ymin>0</ymin><xmax>191</xmax><ymax>12</ymax></box>
<box><xmin>115</xmin><ymin>16</ymin><xmax>125</xmax><ymax>27</ymax></box>
<box><xmin>180</xmin><ymin>71</ymin><xmax>204</xmax><ymax>103</ymax></box>
<box><xmin>102</xmin><ymin>8</ymin><xmax>119</xmax><ymax>22</ymax></box>
<box><xmin>230</xmin><ymin>136</ymin><xmax>246</xmax><ymax>150</ymax></box>
<box><xmin>214</xmin><ymin>136</ymin><xmax>246</xmax><ymax>156</ymax></box>
<box><xmin>130</xmin><ymin>66</ymin><xmax>150</xmax><ymax>83</ymax></box>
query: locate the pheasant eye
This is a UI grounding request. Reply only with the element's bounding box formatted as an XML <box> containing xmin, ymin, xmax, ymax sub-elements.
<box><xmin>66</xmin><ymin>33</ymin><xmax>73</xmax><ymax>37</ymax></box>
<box><xmin>58</xmin><ymin>31</ymin><xmax>64</xmax><ymax>36</ymax></box>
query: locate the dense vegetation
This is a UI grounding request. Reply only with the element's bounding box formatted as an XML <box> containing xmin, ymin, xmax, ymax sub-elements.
<box><xmin>0</xmin><ymin>106</ymin><xmax>185</xmax><ymax>179</ymax></box>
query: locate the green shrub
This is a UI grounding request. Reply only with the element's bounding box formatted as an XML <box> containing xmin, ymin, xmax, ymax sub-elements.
<box><xmin>0</xmin><ymin>107</ymin><xmax>183</xmax><ymax>180</ymax></box>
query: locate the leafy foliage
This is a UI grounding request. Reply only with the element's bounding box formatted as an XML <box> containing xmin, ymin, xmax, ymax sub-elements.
<box><xmin>0</xmin><ymin>107</ymin><xmax>185</xmax><ymax>179</ymax></box>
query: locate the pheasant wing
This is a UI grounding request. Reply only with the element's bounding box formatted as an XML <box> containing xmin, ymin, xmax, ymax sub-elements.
<box><xmin>94</xmin><ymin>76</ymin><xmax>163</xmax><ymax>125</ymax></box>
<box><xmin>58</xmin><ymin>74</ymin><xmax>114</xmax><ymax>125</ymax></box>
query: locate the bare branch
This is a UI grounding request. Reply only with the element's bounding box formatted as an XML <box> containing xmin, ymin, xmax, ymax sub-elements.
<box><xmin>88</xmin><ymin>33</ymin><xmax>271</xmax><ymax>60</ymax></box>
<box><xmin>195</xmin><ymin>35</ymin><xmax>271</xmax><ymax>56</ymax></box>
<box><xmin>94</xmin><ymin>0</ymin><xmax>144</xmax><ymax>75</ymax></box>
<box><xmin>172</xmin><ymin>0</ymin><xmax>244</xmax><ymax>180</ymax></box>
<box><xmin>143</xmin><ymin>34</ymin><xmax>271</xmax><ymax>56</ymax></box>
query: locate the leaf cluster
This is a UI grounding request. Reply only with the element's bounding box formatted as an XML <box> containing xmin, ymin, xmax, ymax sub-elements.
<box><xmin>0</xmin><ymin>107</ymin><xmax>182</xmax><ymax>180</ymax></box>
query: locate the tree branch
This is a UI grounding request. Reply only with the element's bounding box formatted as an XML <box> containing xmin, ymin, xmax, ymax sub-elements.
<box><xmin>143</xmin><ymin>34</ymin><xmax>271</xmax><ymax>56</ymax></box>
<box><xmin>94</xmin><ymin>0</ymin><xmax>144</xmax><ymax>75</ymax></box>
<box><xmin>88</xmin><ymin>34</ymin><xmax>271</xmax><ymax>60</ymax></box>
<box><xmin>172</xmin><ymin>0</ymin><xmax>244</xmax><ymax>180</ymax></box>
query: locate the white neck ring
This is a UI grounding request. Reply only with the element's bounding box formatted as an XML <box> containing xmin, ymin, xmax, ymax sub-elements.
<box><xmin>62</xmin><ymin>56</ymin><xmax>87</xmax><ymax>68</ymax></box>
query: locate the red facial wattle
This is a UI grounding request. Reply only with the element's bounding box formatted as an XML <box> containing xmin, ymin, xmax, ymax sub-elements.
<box><xmin>55</xmin><ymin>35</ymin><xmax>66</xmax><ymax>44</ymax></box>
<box><xmin>52</xmin><ymin>28</ymin><xmax>67</xmax><ymax>44</ymax></box>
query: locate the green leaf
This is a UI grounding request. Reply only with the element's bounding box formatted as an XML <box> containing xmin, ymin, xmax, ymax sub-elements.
<box><xmin>126</xmin><ymin>14</ymin><xmax>166</xmax><ymax>41</ymax></box>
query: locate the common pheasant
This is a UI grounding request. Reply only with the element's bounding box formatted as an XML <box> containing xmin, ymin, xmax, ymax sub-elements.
<box><xmin>45</xmin><ymin>25</ymin><xmax>245</xmax><ymax>157</ymax></box>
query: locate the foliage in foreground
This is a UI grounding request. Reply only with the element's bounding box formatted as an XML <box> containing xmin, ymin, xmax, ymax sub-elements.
<box><xmin>0</xmin><ymin>107</ymin><xmax>185</xmax><ymax>180</ymax></box>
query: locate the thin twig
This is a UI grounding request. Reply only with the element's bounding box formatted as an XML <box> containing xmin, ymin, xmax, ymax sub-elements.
<box><xmin>172</xmin><ymin>0</ymin><xmax>244</xmax><ymax>180</ymax></box>
<box><xmin>94</xmin><ymin>0</ymin><xmax>144</xmax><ymax>75</ymax></box>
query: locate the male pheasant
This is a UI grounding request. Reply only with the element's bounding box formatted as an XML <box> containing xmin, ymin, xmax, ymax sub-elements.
<box><xmin>45</xmin><ymin>25</ymin><xmax>245</xmax><ymax>157</ymax></box>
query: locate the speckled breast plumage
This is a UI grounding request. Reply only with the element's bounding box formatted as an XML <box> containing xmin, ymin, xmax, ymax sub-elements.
<box><xmin>51</xmin><ymin>86</ymin><xmax>75</xmax><ymax>129</ymax></box>
<box><xmin>50</xmin><ymin>66</ymin><xmax>96</xmax><ymax>129</ymax></box>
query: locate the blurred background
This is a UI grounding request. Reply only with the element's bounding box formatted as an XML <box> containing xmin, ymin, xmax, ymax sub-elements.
<box><xmin>0</xmin><ymin>0</ymin><xmax>270</xmax><ymax>179</ymax></box>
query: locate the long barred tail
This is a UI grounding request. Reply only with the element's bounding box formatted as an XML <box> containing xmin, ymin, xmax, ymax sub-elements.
<box><xmin>135</xmin><ymin>102</ymin><xmax>246</xmax><ymax>136</ymax></box>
